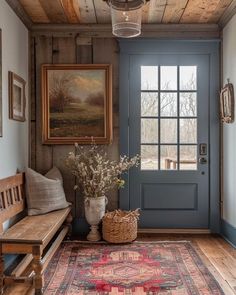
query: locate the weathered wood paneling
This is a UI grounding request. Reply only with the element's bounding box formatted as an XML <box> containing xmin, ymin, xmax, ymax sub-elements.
<box><xmin>199</xmin><ymin>0</ymin><xmax>230</xmax><ymax>23</ymax></box>
<box><xmin>142</xmin><ymin>0</ymin><xmax>151</xmax><ymax>23</ymax></box>
<box><xmin>30</xmin><ymin>37</ymin><xmax>36</xmax><ymax>123</ymax></box>
<box><xmin>35</xmin><ymin>36</ymin><xmax>53</xmax><ymax>173</ymax></box>
<box><xmin>181</xmin><ymin>0</ymin><xmax>209</xmax><ymax>23</ymax></box>
<box><xmin>30</xmin><ymin>36</ymin><xmax>36</xmax><ymax>169</ymax></box>
<box><xmin>52</xmin><ymin>37</ymin><xmax>77</xmax><ymax>217</ymax></box>
<box><xmin>77</xmin><ymin>0</ymin><xmax>97</xmax><ymax>23</ymax></box>
<box><xmin>205</xmin><ymin>0</ymin><xmax>233</xmax><ymax>23</ymax></box>
<box><xmin>60</xmin><ymin>0</ymin><xmax>80</xmax><ymax>23</ymax></box>
<box><xmin>93</xmin><ymin>38</ymin><xmax>119</xmax><ymax>210</ymax></box>
<box><xmin>146</xmin><ymin>0</ymin><xmax>167</xmax><ymax>23</ymax></box>
<box><xmin>31</xmin><ymin>35</ymin><xmax>119</xmax><ymax>225</ymax></box>
<box><xmin>71</xmin><ymin>0</ymin><xmax>82</xmax><ymax>22</ymax></box>
<box><xmin>93</xmin><ymin>38</ymin><xmax>119</xmax><ymax>127</ymax></box>
<box><xmin>19</xmin><ymin>0</ymin><xmax>49</xmax><ymax>23</ymax></box>
<box><xmin>30</xmin><ymin>23</ymin><xmax>221</xmax><ymax>40</ymax></box>
<box><xmin>162</xmin><ymin>0</ymin><xmax>188</xmax><ymax>23</ymax></box>
<box><xmin>93</xmin><ymin>0</ymin><xmax>110</xmax><ymax>24</ymax></box>
<box><xmin>76</xmin><ymin>37</ymin><xmax>93</xmax><ymax>64</ymax></box>
<box><xmin>10</xmin><ymin>0</ymin><xmax>235</xmax><ymax>28</ymax></box>
<box><xmin>30</xmin><ymin>121</ymin><xmax>36</xmax><ymax>170</ymax></box>
<box><xmin>74</xmin><ymin>36</ymin><xmax>94</xmax><ymax>219</ymax></box>
<box><xmin>180</xmin><ymin>0</ymin><xmax>230</xmax><ymax>23</ymax></box>
<box><xmin>38</xmin><ymin>0</ymin><xmax>68</xmax><ymax>23</ymax></box>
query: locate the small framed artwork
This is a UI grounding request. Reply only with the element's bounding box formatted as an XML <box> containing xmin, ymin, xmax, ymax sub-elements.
<box><xmin>9</xmin><ymin>71</ymin><xmax>26</xmax><ymax>122</ymax></box>
<box><xmin>41</xmin><ymin>64</ymin><xmax>113</xmax><ymax>145</ymax></box>
<box><xmin>220</xmin><ymin>81</ymin><xmax>234</xmax><ymax>123</ymax></box>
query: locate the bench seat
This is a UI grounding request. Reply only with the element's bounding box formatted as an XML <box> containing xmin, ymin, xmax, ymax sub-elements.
<box><xmin>0</xmin><ymin>207</ymin><xmax>71</xmax><ymax>245</ymax></box>
<box><xmin>4</xmin><ymin>283</ymin><xmax>34</xmax><ymax>295</ymax></box>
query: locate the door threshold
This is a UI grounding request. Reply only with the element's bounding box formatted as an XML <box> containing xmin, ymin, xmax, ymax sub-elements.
<box><xmin>138</xmin><ymin>228</ymin><xmax>211</xmax><ymax>234</ymax></box>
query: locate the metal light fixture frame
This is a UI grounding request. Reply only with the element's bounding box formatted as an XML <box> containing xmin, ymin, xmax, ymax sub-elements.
<box><xmin>104</xmin><ymin>0</ymin><xmax>150</xmax><ymax>38</ymax></box>
<box><xmin>104</xmin><ymin>0</ymin><xmax>149</xmax><ymax>11</ymax></box>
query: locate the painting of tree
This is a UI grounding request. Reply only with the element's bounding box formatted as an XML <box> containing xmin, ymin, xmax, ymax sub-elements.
<box><xmin>42</xmin><ymin>64</ymin><xmax>112</xmax><ymax>144</ymax></box>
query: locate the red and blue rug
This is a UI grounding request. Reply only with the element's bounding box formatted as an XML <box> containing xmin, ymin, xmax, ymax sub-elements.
<box><xmin>44</xmin><ymin>241</ymin><xmax>224</xmax><ymax>294</ymax></box>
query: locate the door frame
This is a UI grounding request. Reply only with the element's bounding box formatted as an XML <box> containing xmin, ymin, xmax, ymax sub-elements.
<box><xmin>119</xmin><ymin>40</ymin><xmax>220</xmax><ymax>233</ymax></box>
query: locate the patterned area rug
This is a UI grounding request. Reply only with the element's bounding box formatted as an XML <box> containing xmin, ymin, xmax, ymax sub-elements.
<box><xmin>44</xmin><ymin>241</ymin><xmax>224</xmax><ymax>294</ymax></box>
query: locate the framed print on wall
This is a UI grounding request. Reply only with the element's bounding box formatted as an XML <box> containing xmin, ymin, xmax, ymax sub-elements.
<box><xmin>9</xmin><ymin>71</ymin><xmax>26</xmax><ymax>122</ymax></box>
<box><xmin>42</xmin><ymin>64</ymin><xmax>113</xmax><ymax>145</ymax></box>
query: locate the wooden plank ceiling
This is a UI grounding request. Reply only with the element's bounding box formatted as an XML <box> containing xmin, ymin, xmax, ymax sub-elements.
<box><xmin>17</xmin><ymin>0</ymin><xmax>234</xmax><ymax>24</ymax></box>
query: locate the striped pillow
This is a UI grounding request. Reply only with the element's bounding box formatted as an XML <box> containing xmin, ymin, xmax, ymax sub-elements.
<box><xmin>26</xmin><ymin>167</ymin><xmax>70</xmax><ymax>216</ymax></box>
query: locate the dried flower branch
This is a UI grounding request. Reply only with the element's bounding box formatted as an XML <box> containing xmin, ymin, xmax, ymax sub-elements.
<box><xmin>65</xmin><ymin>143</ymin><xmax>140</xmax><ymax>199</ymax></box>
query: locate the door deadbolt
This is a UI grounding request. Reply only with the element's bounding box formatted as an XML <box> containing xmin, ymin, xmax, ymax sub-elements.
<box><xmin>199</xmin><ymin>143</ymin><xmax>207</xmax><ymax>155</ymax></box>
<box><xmin>199</xmin><ymin>157</ymin><xmax>207</xmax><ymax>164</ymax></box>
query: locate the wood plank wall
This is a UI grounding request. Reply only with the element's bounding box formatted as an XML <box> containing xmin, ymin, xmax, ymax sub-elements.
<box><xmin>30</xmin><ymin>35</ymin><xmax>119</xmax><ymax>231</ymax></box>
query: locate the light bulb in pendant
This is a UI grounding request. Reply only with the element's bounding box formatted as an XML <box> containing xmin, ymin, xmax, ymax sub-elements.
<box><xmin>122</xmin><ymin>11</ymin><xmax>129</xmax><ymax>22</ymax></box>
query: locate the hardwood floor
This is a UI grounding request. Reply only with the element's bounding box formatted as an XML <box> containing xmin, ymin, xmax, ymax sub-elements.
<box><xmin>4</xmin><ymin>234</ymin><xmax>236</xmax><ymax>295</ymax></box>
<box><xmin>138</xmin><ymin>234</ymin><xmax>236</xmax><ymax>294</ymax></box>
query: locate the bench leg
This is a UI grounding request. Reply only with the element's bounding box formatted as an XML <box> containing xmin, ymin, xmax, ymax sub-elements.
<box><xmin>32</xmin><ymin>246</ymin><xmax>43</xmax><ymax>295</ymax></box>
<box><xmin>0</xmin><ymin>247</ymin><xmax>4</xmax><ymax>295</ymax></box>
<box><xmin>65</xmin><ymin>213</ymin><xmax>73</xmax><ymax>239</ymax></box>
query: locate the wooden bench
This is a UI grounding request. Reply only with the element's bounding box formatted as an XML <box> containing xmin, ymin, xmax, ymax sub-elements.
<box><xmin>0</xmin><ymin>173</ymin><xmax>72</xmax><ymax>295</ymax></box>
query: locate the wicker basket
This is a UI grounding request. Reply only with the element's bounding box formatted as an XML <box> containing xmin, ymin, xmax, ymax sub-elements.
<box><xmin>102</xmin><ymin>209</ymin><xmax>139</xmax><ymax>243</ymax></box>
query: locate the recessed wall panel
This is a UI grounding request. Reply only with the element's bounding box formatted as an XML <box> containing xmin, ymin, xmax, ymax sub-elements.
<box><xmin>142</xmin><ymin>183</ymin><xmax>197</xmax><ymax>210</ymax></box>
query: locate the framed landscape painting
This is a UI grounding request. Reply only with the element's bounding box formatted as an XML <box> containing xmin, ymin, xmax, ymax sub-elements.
<box><xmin>42</xmin><ymin>64</ymin><xmax>112</xmax><ymax>144</ymax></box>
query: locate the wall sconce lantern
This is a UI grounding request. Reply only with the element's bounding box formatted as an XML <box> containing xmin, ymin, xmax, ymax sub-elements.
<box><xmin>104</xmin><ymin>0</ymin><xmax>150</xmax><ymax>38</ymax></box>
<box><xmin>220</xmin><ymin>79</ymin><xmax>235</xmax><ymax>123</ymax></box>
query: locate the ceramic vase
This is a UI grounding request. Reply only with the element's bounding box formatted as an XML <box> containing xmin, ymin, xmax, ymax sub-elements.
<box><xmin>84</xmin><ymin>196</ymin><xmax>108</xmax><ymax>242</ymax></box>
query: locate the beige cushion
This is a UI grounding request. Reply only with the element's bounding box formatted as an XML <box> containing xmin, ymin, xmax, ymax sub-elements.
<box><xmin>26</xmin><ymin>167</ymin><xmax>70</xmax><ymax>216</ymax></box>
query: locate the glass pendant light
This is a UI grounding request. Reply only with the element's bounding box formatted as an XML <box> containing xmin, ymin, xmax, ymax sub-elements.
<box><xmin>105</xmin><ymin>0</ymin><xmax>149</xmax><ymax>38</ymax></box>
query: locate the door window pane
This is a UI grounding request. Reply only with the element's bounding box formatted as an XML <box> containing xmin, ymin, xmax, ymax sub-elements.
<box><xmin>141</xmin><ymin>145</ymin><xmax>158</xmax><ymax>170</ymax></box>
<box><xmin>180</xmin><ymin>66</ymin><xmax>197</xmax><ymax>90</ymax></box>
<box><xmin>160</xmin><ymin>119</ymin><xmax>177</xmax><ymax>143</ymax></box>
<box><xmin>161</xmin><ymin>66</ymin><xmax>177</xmax><ymax>90</ymax></box>
<box><xmin>141</xmin><ymin>66</ymin><xmax>158</xmax><ymax>90</ymax></box>
<box><xmin>140</xmin><ymin>64</ymin><xmax>198</xmax><ymax>171</ymax></box>
<box><xmin>180</xmin><ymin>119</ymin><xmax>197</xmax><ymax>144</ymax></box>
<box><xmin>180</xmin><ymin>93</ymin><xmax>197</xmax><ymax>117</ymax></box>
<box><xmin>160</xmin><ymin>93</ymin><xmax>177</xmax><ymax>117</ymax></box>
<box><xmin>141</xmin><ymin>119</ymin><xmax>158</xmax><ymax>143</ymax></box>
<box><xmin>160</xmin><ymin>145</ymin><xmax>177</xmax><ymax>170</ymax></box>
<box><xmin>180</xmin><ymin>145</ymin><xmax>197</xmax><ymax>170</ymax></box>
<box><xmin>141</xmin><ymin>92</ymin><xmax>158</xmax><ymax>116</ymax></box>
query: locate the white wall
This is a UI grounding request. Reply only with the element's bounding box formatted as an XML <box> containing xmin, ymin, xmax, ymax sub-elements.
<box><xmin>0</xmin><ymin>1</ymin><xmax>29</xmax><ymax>179</ymax></box>
<box><xmin>223</xmin><ymin>14</ymin><xmax>236</xmax><ymax>228</ymax></box>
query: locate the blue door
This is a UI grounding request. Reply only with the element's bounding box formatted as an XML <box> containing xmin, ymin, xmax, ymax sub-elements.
<box><xmin>119</xmin><ymin>41</ymin><xmax>220</xmax><ymax>230</ymax></box>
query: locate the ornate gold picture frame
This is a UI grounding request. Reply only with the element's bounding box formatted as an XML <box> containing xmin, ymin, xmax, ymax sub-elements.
<box><xmin>42</xmin><ymin>64</ymin><xmax>113</xmax><ymax>145</ymax></box>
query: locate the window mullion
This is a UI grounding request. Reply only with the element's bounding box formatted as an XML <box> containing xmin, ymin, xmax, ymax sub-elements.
<box><xmin>177</xmin><ymin>66</ymin><xmax>180</xmax><ymax>170</ymax></box>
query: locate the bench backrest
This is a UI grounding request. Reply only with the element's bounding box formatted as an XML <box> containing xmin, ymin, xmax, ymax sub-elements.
<box><xmin>0</xmin><ymin>173</ymin><xmax>25</xmax><ymax>232</ymax></box>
